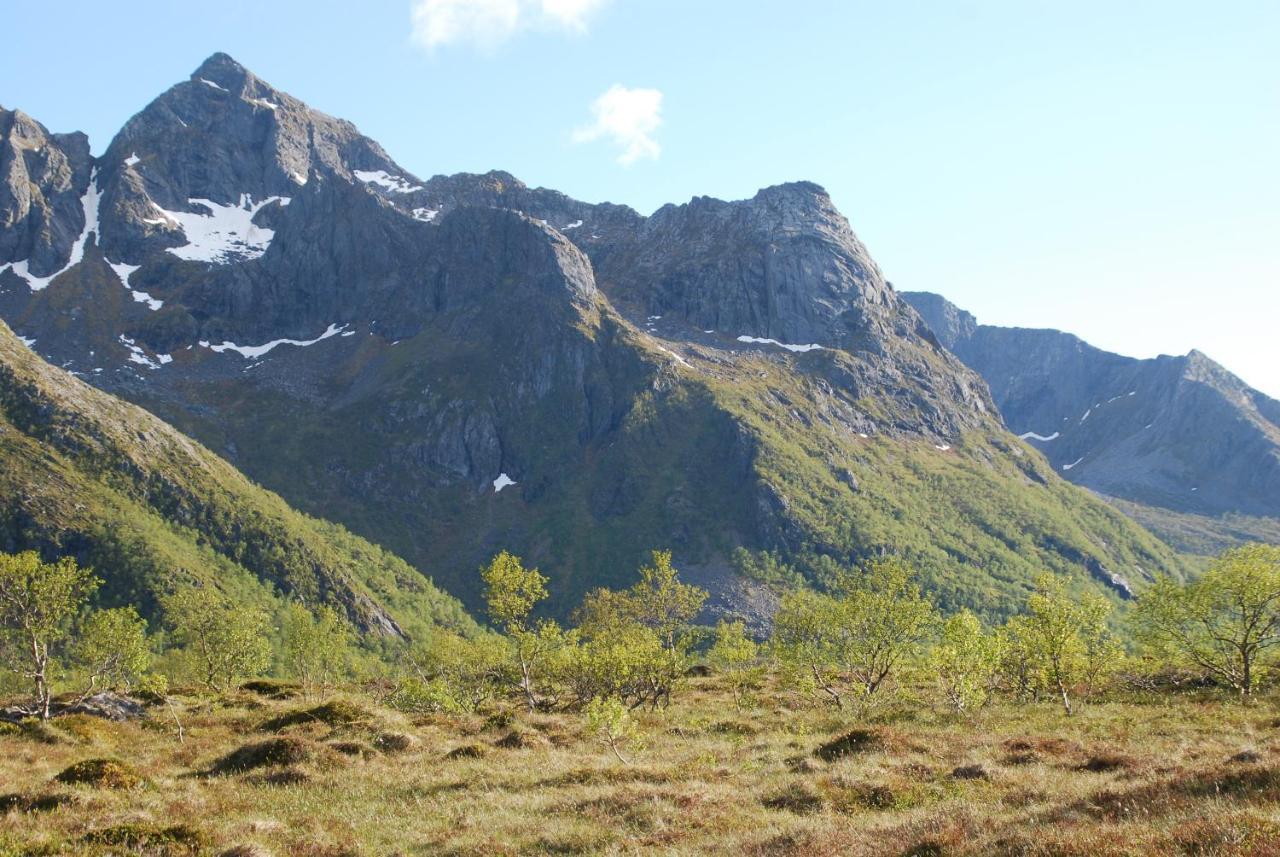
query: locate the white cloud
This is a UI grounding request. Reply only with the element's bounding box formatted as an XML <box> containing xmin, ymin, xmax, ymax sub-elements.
<box><xmin>410</xmin><ymin>0</ymin><xmax>607</xmax><ymax>50</ymax></box>
<box><xmin>540</xmin><ymin>0</ymin><xmax>606</xmax><ymax>31</ymax></box>
<box><xmin>572</xmin><ymin>84</ymin><xmax>663</xmax><ymax>166</ymax></box>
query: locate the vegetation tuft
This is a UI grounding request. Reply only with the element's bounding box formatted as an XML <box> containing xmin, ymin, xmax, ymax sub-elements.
<box><xmin>54</xmin><ymin>758</ymin><xmax>144</xmax><ymax>789</ymax></box>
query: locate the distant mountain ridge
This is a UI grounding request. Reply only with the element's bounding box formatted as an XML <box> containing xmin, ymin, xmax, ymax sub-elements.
<box><xmin>902</xmin><ymin>291</ymin><xmax>1280</xmax><ymax>548</ymax></box>
<box><xmin>0</xmin><ymin>54</ymin><xmax>1189</xmax><ymax>619</ymax></box>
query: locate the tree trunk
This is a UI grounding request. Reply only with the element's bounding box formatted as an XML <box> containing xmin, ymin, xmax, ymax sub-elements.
<box><xmin>811</xmin><ymin>663</ymin><xmax>842</xmax><ymax>708</ymax></box>
<box><xmin>1057</xmin><ymin>676</ymin><xmax>1073</xmax><ymax>716</ymax></box>
<box><xmin>1242</xmin><ymin>650</ymin><xmax>1253</xmax><ymax>703</ymax></box>
<box><xmin>31</xmin><ymin>636</ymin><xmax>51</xmax><ymax>721</ymax></box>
<box><xmin>520</xmin><ymin>655</ymin><xmax>536</xmax><ymax>713</ymax></box>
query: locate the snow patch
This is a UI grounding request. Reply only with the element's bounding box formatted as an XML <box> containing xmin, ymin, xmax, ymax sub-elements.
<box><xmin>493</xmin><ymin>473</ymin><xmax>517</xmax><ymax>493</ymax></box>
<box><xmin>125</xmin><ymin>152</ymin><xmax>140</xmax><ymax>166</ymax></box>
<box><xmin>656</xmin><ymin>345</ymin><xmax>691</xmax><ymax>368</ymax></box>
<box><xmin>736</xmin><ymin>335</ymin><xmax>823</xmax><ymax>353</ymax></box>
<box><xmin>199</xmin><ymin>78</ymin><xmax>227</xmax><ymax>92</ymax></box>
<box><xmin>935</xmin><ymin>444</ymin><xmax>951</xmax><ymax>451</ymax></box>
<box><xmin>411</xmin><ymin>207</ymin><xmax>439</xmax><ymax>222</ymax></box>
<box><xmin>1080</xmin><ymin>408</ymin><xmax>1092</xmax><ymax>423</ymax></box>
<box><xmin>245</xmin><ymin>96</ymin><xmax>280</xmax><ymax>111</ymax></box>
<box><xmin>106</xmin><ymin>259</ymin><xmax>162</xmax><ymax>310</ymax></box>
<box><xmin>1018</xmin><ymin>431</ymin><xmax>1060</xmax><ymax>442</ymax></box>
<box><xmin>155</xmin><ymin>194</ymin><xmax>288</xmax><ymax>264</ymax></box>
<box><xmin>107</xmin><ymin>260</ymin><xmax>139</xmax><ymax>286</ymax></box>
<box><xmin>1062</xmin><ymin>457</ymin><xmax>1084</xmax><ymax>471</ymax></box>
<box><xmin>118</xmin><ymin>335</ymin><xmax>163</xmax><ymax>370</ymax></box>
<box><xmin>17</xmin><ymin>335</ymin><xmax>35</xmax><ymax>348</ymax></box>
<box><xmin>199</xmin><ymin>323</ymin><xmax>347</xmax><ymax>359</ymax></box>
<box><xmin>353</xmin><ymin>169</ymin><xmax>423</xmax><ymax>194</ymax></box>
<box><xmin>562</xmin><ymin>220</ymin><xmax>583</xmax><ymax>230</ymax></box>
<box><xmin>129</xmin><ymin>289</ymin><xmax>163</xmax><ymax>311</ymax></box>
<box><xmin>0</xmin><ymin>170</ymin><xmax>102</xmax><ymax>291</ymax></box>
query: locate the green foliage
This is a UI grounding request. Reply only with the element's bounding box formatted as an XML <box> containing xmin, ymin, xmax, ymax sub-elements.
<box><xmin>162</xmin><ymin>587</ymin><xmax>272</xmax><ymax>692</ymax></box>
<box><xmin>74</xmin><ymin>606</ymin><xmax>152</xmax><ymax>694</ymax></box>
<box><xmin>1012</xmin><ymin>572</ymin><xmax>1120</xmax><ymax>715</ymax></box>
<box><xmin>929</xmin><ymin>609</ymin><xmax>1003</xmax><ymax>714</ymax></box>
<box><xmin>1133</xmin><ymin>543</ymin><xmax>1280</xmax><ymax>700</ymax></box>
<box><xmin>569</xmin><ymin>550</ymin><xmax>707</xmax><ymax>709</ymax></box>
<box><xmin>0</xmin><ymin>551</ymin><xmax>100</xmax><ymax>719</ymax></box>
<box><xmin>626</xmin><ymin>550</ymin><xmax>709</xmax><ymax>654</ymax></box>
<box><xmin>731</xmin><ymin>548</ymin><xmax>806</xmax><ymax>588</ymax></box>
<box><xmin>707</xmin><ymin>620</ymin><xmax>762</xmax><ymax>708</ymax></box>
<box><xmin>481</xmin><ymin>551</ymin><xmax>561</xmax><ymax>711</ymax></box>
<box><xmin>282</xmin><ymin>603</ymin><xmax>351</xmax><ymax>698</ymax></box>
<box><xmin>584</xmin><ymin>696</ymin><xmax>640</xmax><ymax>764</ymax></box>
<box><xmin>773</xmin><ymin>557</ymin><xmax>937</xmax><ymax>710</ymax></box>
<box><xmin>481</xmin><ymin>551</ymin><xmax>549</xmax><ymax>633</ymax></box>
<box><xmin>557</xmin><ymin>621</ymin><xmax>669</xmax><ymax>709</ymax></box>
<box><xmin>395</xmin><ymin>630</ymin><xmax>509</xmax><ymax>714</ymax></box>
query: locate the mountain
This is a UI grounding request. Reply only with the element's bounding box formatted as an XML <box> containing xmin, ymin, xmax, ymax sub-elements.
<box><xmin>0</xmin><ymin>54</ymin><xmax>1189</xmax><ymax>620</ymax></box>
<box><xmin>902</xmin><ymin>291</ymin><xmax>1280</xmax><ymax>554</ymax></box>
<box><xmin>0</xmin><ymin>318</ymin><xmax>474</xmax><ymax>638</ymax></box>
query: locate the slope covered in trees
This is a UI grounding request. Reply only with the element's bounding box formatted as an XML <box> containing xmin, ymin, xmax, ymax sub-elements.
<box><xmin>0</xmin><ymin>320</ymin><xmax>475</xmax><ymax>641</ymax></box>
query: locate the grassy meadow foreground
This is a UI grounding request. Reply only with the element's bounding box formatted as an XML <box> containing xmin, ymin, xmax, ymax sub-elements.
<box><xmin>4</xmin><ymin>680</ymin><xmax>1280</xmax><ymax>856</ymax></box>
<box><xmin>5</xmin><ymin>545</ymin><xmax>1280</xmax><ymax>854</ymax></box>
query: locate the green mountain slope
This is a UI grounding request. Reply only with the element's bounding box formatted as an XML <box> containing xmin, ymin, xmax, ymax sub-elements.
<box><xmin>0</xmin><ymin>320</ymin><xmax>475</xmax><ymax>639</ymax></box>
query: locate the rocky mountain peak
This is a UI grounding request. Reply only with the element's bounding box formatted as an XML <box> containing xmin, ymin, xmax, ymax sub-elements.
<box><xmin>0</xmin><ymin>107</ymin><xmax>92</xmax><ymax>280</ymax></box>
<box><xmin>190</xmin><ymin>52</ymin><xmax>253</xmax><ymax>90</ymax></box>
<box><xmin>897</xmin><ymin>292</ymin><xmax>977</xmax><ymax>351</ymax></box>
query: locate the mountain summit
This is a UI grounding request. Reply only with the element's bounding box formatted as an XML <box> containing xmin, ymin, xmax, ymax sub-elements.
<box><xmin>0</xmin><ymin>55</ymin><xmax>1187</xmax><ymax>618</ymax></box>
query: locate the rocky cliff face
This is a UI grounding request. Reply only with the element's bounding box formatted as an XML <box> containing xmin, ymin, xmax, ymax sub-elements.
<box><xmin>903</xmin><ymin>291</ymin><xmax>1280</xmax><ymax>522</ymax></box>
<box><xmin>0</xmin><ymin>54</ymin><xmax>1189</xmax><ymax>617</ymax></box>
<box><xmin>0</xmin><ymin>107</ymin><xmax>93</xmax><ymax>285</ymax></box>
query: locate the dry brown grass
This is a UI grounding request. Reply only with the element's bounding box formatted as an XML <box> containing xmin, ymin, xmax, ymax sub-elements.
<box><xmin>2</xmin><ymin>678</ymin><xmax>1280</xmax><ymax>855</ymax></box>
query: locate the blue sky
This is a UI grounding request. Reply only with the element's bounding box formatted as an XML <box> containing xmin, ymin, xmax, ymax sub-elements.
<box><xmin>3</xmin><ymin>1</ymin><xmax>1277</xmax><ymax>396</ymax></box>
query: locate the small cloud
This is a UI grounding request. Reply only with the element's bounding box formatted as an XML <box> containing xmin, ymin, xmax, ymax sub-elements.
<box><xmin>540</xmin><ymin>0</ymin><xmax>607</xmax><ymax>31</ymax></box>
<box><xmin>572</xmin><ymin>84</ymin><xmax>663</xmax><ymax>166</ymax></box>
<box><xmin>410</xmin><ymin>0</ymin><xmax>607</xmax><ymax>50</ymax></box>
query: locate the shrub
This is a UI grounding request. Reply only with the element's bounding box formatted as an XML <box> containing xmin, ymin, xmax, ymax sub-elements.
<box><xmin>54</xmin><ymin>758</ymin><xmax>144</xmax><ymax>789</ymax></box>
<box><xmin>445</xmin><ymin>743</ymin><xmax>488</xmax><ymax>760</ymax></box>
<box><xmin>584</xmin><ymin>696</ymin><xmax>640</xmax><ymax>764</ymax></box>
<box><xmin>241</xmin><ymin>679</ymin><xmax>302</xmax><ymax>700</ymax></box>
<box><xmin>761</xmin><ymin>782</ymin><xmax>824</xmax><ymax>814</ymax></box>
<box><xmin>260</xmin><ymin>700</ymin><xmax>371</xmax><ymax>732</ymax></box>
<box><xmin>211</xmin><ymin>737</ymin><xmax>318</xmax><ymax>774</ymax></box>
<box><xmin>82</xmin><ymin>823</ymin><xmax>206</xmax><ymax>855</ymax></box>
<box><xmin>373</xmin><ymin>732</ymin><xmax>419</xmax><ymax>754</ymax></box>
<box><xmin>814</xmin><ymin>728</ymin><xmax>885</xmax><ymax>761</ymax></box>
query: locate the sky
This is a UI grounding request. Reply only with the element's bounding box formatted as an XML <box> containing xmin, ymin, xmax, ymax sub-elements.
<box><xmin>3</xmin><ymin>1</ymin><xmax>1277</xmax><ymax>396</ymax></box>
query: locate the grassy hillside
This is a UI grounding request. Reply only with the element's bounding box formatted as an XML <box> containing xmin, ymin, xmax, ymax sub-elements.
<box><xmin>700</xmin><ymin>350</ymin><xmax>1188</xmax><ymax>619</ymax></box>
<box><xmin>0</xmin><ymin>321</ymin><xmax>476</xmax><ymax>640</ymax></box>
